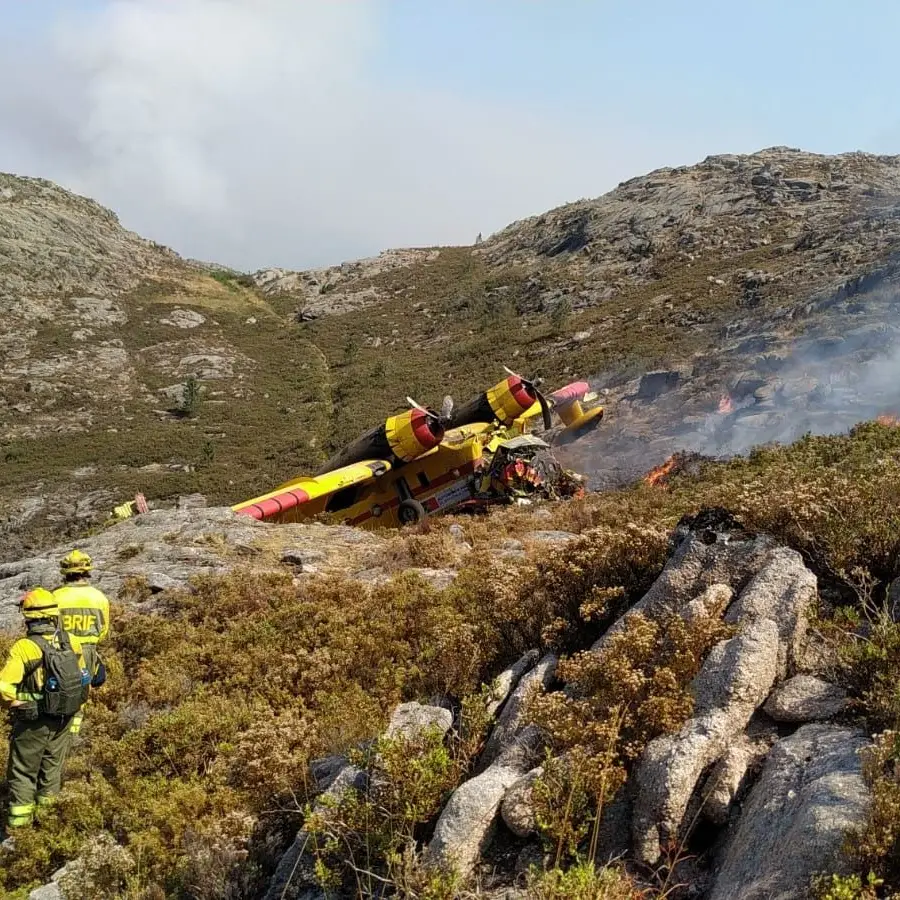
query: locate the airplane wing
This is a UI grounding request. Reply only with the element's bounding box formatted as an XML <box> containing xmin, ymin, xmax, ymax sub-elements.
<box><xmin>233</xmin><ymin>459</ymin><xmax>392</xmax><ymax>521</ymax></box>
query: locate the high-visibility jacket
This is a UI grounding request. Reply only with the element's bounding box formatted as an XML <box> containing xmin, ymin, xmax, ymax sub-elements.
<box><xmin>0</xmin><ymin>630</ymin><xmax>91</xmax><ymax>705</ymax></box>
<box><xmin>54</xmin><ymin>583</ymin><xmax>110</xmax><ymax>645</ymax></box>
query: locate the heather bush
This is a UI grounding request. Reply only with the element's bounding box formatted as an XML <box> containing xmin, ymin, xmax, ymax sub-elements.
<box><xmin>526</xmin><ymin>860</ymin><xmax>646</xmax><ymax>900</ymax></box>
<box><xmin>5</xmin><ymin>423</ymin><xmax>900</xmax><ymax>895</ymax></box>
<box><xmin>528</xmin><ymin>610</ymin><xmax>733</xmax><ymax>859</ymax></box>
<box><xmin>305</xmin><ymin>727</ymin><xmax>465</xmax><ymax>897</ymax></box>
<box><xmin>0</xmin><ymin>570</ymin><xmax>492</xmax><ymax>896</ymax></box>
<box><xmin>812</xmin><ymin>871</ymin><xmax>884</xmax><ymax>900</ymax></box>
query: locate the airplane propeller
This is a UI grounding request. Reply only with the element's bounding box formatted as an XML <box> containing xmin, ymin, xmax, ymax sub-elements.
<box><xmin>406</xmin><ymin>395</ymin><xmax>455</xmax><ymax>428</ymax></box>
<box><xmin>503</xmin><ymin>365</ymin><xmax>553</xmax><ymax>430</ymax></box>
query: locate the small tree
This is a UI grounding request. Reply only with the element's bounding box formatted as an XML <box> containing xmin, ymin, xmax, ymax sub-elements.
<box><xmin>179</xmin><ymin>376</ymin><xmax>201</xmax><ymax>418</ymax></box>
<box><xmin>550</xmin><ymin>297</ymin><xmax>572</xmax><ymax>335</ymax></box>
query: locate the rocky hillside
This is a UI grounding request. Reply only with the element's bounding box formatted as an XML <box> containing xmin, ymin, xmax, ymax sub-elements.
<box><xmin>5</xmin><ymin>148</ymin><xmax>900</xmax><ymax>556</ymax></box>
<box><xmin>0</xmin><ymin>175</ymin><xmax>333</xmax><ymax>559</ymax></box>
<box><xmin>6</xmin><ymin>147</ymin><xmax>900</xmax><ymax>899</ymax></box>
<box><xmin>3</xmin><ymin>423</ymin><xmax>900</xmax><ymax>899</ymax></box>
<box><xmin>273</xmin><ymin>147</ymin><xmax>900</xmax><ymax>484</ymax></box>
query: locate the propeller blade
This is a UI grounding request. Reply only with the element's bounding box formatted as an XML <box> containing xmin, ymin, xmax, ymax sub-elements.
<box><xmin>440</xmin><ymin>395</ymin><xmax>454</xmax><ymax>419</ymax></box>
<box><xmin>536</xmin><ymin>388</ymin><xmax>553</xmax><ymax>430</ymax></box>
<box><xmin>503</xmin><ymin>365</ymin><xmax>520</xmax><ymax>378</ymax></box>
<box><xmin>406</xmin><ymin>396</ymin><xmax>429</xmax><ymax>414</ymax></box>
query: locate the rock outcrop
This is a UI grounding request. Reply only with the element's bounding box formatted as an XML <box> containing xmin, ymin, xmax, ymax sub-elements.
<box><xmin>633</xmin><ymin>618</ymin><xmax>780</xmax><ymax>863</ymax></box>
<box><xmin>764</xmin><ymin>675</ymin><xmax>848</xmax><ymax>722</ymax></box>
<box><xmin>250</xmin><ymin>512</ymin><xmax>873</xmax><ymax>900</ymax></box>
<box><xmin>702</xmin><ymin>734</ymin><xmax>770</xmax><ymax>826</ymax></box>
<box><xmin>708</xmin><ymin>725</ymin><xmax>871</xmax><ymax>900</ymax></box>
<box><xmin>0</xmin><ymin>508</ymin><xmax>385</xmax><ymax>631</ymax></box>
<box><xmin>500</xmin><ymin>767</ymin><xmax>543</xmax><ymax>838</ymax></box>
<box><xmin>477</xmin><ymin>653</ymin><xmax>557</xmax><ymax>773</ymax></box>
<box><xmin>632</xmin><ymin>528</ymin><xmax>816</xmax><ymax>863</ymax></box>
<box><xmin>591</xmin><ymin>517</ymin><xmax>776</xmax><ymax>652</ymax></box>
<box><xmin>426</xmin><ymin>655</ymin><xmax>557</xmax><ymax>879</ymax></box>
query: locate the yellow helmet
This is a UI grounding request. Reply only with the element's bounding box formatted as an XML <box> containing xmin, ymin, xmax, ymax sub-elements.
<box><xmin>21</xmin><ymin>588</ymin><xmax>59</xmax><ymax>621</ymax></box>
<box><xmin>60</xmin><ymin>549</ymin><xmax>93</xmax><ymax>576</ymax></box>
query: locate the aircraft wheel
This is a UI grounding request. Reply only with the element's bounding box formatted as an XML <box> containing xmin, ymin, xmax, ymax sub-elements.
<box><xmin>398</xmin><ymin>498</ymin><xmax>426</xmax><ymax>525</ymax></box>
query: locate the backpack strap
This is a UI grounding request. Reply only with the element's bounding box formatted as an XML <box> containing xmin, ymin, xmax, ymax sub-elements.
<box><xmin>54</xmin><ymin>629</ymin><xmax>73</xmax><ymax>652</ymax></box>
<box><xmin>23</xmin><ymin>636</ymin><xmax>50</xmax><ymax>693</ymax></box>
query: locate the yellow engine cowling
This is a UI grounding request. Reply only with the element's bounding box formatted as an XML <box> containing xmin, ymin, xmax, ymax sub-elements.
<box><xmin>385</xmin><ymin>409</ymin><xmax>444</xmax><ymax>462</ymax></box>
<box><xmin>485</xmin><ymin>376</ymin><xmax>537</xmax><ymax>425</ymax></box>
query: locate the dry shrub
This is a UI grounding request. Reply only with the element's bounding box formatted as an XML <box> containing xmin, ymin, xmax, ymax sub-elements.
<box><xmin>528</xmin><ymin>611</ymin><xmax>733</xmax><ymax>857</ymax></box>
<box><xmin>812</xmin><ymin>871</ymin><xmax>884</xmax><ymax>900</ymax></box>
<box><xmin>696</xmin><ymin>424</ymin><xmax>900</xmax><ymax>583</ymax></box>
<box><xmin>837</xmin><ymin>612</ymin><xmax>900</xmax><ymax>732</ymax></box>
<box><xmin>524</xmin><ymin>524</ymin><xmax>669</xmax><ymax>650</ymax></box>
<box><xmin>845</xmin><ymin>731</ymin><xmax>900</xmax><ymax>889</ymax></box>
<box><xmin>381</xmin><ymin>527</ymin><xmax>471</xmax><ymax>572</ymax></box>
<box><xmin>527</xmin><ymin>860</ymin><xmax>647</xmax><ymax>900</ymax></box>
<box><xmin>0</xmin><ymin>567</ymin><xmax>502</xmax><ymax>897</ymax></box>
<box><xmin>448</xmin><ymin>523</ymin><xmax>669</xmax><ymax>667</ymax></box>
<box><xmin>305</xmin><ymin>726</ymin><xmax>468</xmax><ymax>898</ymax></box>
<box><xmin>56</xmin><ymin>833</ymin><xmax>136</xmax><ymax>900</ymax></box>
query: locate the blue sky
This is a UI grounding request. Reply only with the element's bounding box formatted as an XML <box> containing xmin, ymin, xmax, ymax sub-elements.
<box><xmin>1</xmin><ymin>0</ymin><xmax>899</xmax><ymax>269</ymax></box>
<box><xmin>374</xmin><ymin>0</ymin><xmax>900</xmax><ymax>153</ymax></box>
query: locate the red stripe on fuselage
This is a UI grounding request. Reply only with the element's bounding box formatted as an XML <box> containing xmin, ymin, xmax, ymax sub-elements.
<box><xmin>234</xmin><ymin>486</ymin><xmax>311</xmax><ymax>520</ymax></box>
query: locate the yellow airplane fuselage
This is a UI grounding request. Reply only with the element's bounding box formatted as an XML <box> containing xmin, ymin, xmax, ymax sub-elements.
<box><xmin>231</xmin><ymin>375</ymin><xmax>604</xmax><ymax>529</ymax></box>
<box><xmin>234</xmin><ymin>424</ymin><xmax>495</xmax><ymax>529</ymax></box>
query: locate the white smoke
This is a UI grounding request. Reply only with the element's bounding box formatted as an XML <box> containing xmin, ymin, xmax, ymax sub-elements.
<box><xmin>698</xmin><ymin>320</ymin><xmax>900</xmax><ymax>457</ymax></box>
<box><xmin>0</xmin><ymin>0</ymin><xmax>706</xmax><ymax>270</ymax></box>
<box><xmin>567</xmin><ymin>276</ymin><xmax>900</xmax><ymax>486</ymax></box>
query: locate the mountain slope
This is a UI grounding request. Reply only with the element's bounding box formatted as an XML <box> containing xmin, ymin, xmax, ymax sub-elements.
<box><xmin>270</xmin><ymin>147</ymin><xmax>900</xmax><ymax>476</ymax></box>
<box><xmin>5</xmin><ymin>147</ymin><xmax>900</xmax><ymax>555</ymax></box>
<box><xmin>0</xmin><ymin>176</ymin><xmax>333</xmax><ymax>557</ymax></box>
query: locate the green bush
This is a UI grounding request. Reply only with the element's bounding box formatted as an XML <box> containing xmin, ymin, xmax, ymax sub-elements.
<box><xmin>527</xmin><ymin>860</ymin><xmax>643</xmax><ymax>900</ymax></box>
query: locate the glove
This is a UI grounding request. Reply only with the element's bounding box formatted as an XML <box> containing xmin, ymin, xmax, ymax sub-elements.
<box><xmin>91</xmin><ymin>661</ymin><xmax>107</xmax><ymax>688</ymax></box>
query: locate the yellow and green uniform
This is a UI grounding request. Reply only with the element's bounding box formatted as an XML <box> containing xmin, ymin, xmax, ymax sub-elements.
<box><xmin>54</xmin><ymin>581</ymin><xmax>109</xmax><ymax>735</ymax></box>
<box><xmin>54</xmin><ymin>583</ymin><xmax>109</xmax><ymax>647</ymax></box>
<box><xmin>0</xmin><ymin>627</ymin><xmax>92</xmax><ymax>828</ymax></box>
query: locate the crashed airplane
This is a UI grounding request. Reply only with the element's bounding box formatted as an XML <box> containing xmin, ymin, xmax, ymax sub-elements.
<box><xmin>231</xmin><ymin>368</ymin><xmax>604</xmax><ymax>528</ymax></box>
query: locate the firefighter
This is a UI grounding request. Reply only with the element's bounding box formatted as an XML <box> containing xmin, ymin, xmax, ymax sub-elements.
<box><xmin>53</xmin><ymin>550</ymin><xmax>110</xmax><ymax>736</ymax></box>
<box><xmin>0</xmin><ymin>589</ymin><xmax>94</xmax><ymax>831</ymax></box>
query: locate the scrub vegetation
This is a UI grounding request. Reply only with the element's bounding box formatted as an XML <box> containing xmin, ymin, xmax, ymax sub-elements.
<box><xmin>4</xmin><ymin>422</ymin><xmax>900</xmax><ymax>896</ymax></box>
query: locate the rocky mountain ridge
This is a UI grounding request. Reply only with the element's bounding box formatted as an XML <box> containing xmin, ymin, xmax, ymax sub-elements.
<box><xmin>5</xmin><ymin>147</ymin><xmax>900</xmax><ymax>554</ymax></box>
<box><xmin>250</xmin><ymin>147</ymin><xmax>900</xmax><ymax>483</ymax></box>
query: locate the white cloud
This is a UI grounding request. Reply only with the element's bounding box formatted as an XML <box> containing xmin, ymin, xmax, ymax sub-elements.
<box><xmin>0</xmin><ymin>0</ymin><xmax>720</xmax><ymax>270</ymax></box>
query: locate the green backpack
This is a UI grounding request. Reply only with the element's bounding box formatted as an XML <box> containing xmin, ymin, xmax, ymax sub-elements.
<box><xmin>30</xmin><ymin>631</ymin><xmax>91</xmax><ymax>717</ymax></box>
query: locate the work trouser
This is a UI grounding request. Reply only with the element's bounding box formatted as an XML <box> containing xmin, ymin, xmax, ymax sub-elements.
<box><xmin>5</xmin><ymin>712</ymin><xmax>74</xmax><ymax>828</ymax></box>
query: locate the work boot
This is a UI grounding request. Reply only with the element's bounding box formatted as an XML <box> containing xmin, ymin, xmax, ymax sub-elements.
<box><xmin>34</xmin><ymin>795</ymin><xmax>57</xmax><ymax>824</ymax></box>
<box><xmin>6</xmin><ymin>803</ymin><xmax>35</xmax><ymax>830</ymax></box>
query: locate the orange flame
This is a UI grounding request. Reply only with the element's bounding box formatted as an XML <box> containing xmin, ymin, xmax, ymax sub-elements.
<box><xmin>718</xmin><ymin>394</ymin><xmax>734</xmax><ymax>415</ymax></box>
<box><xmin>877</xmin><ymin>414</ymin><xmax>900</xmax><ymax>427</ymax></box>
<box><xmin>644</xmin><ymin>455</ymin><xmax>678</xmax><ymax>487</ymax></box>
